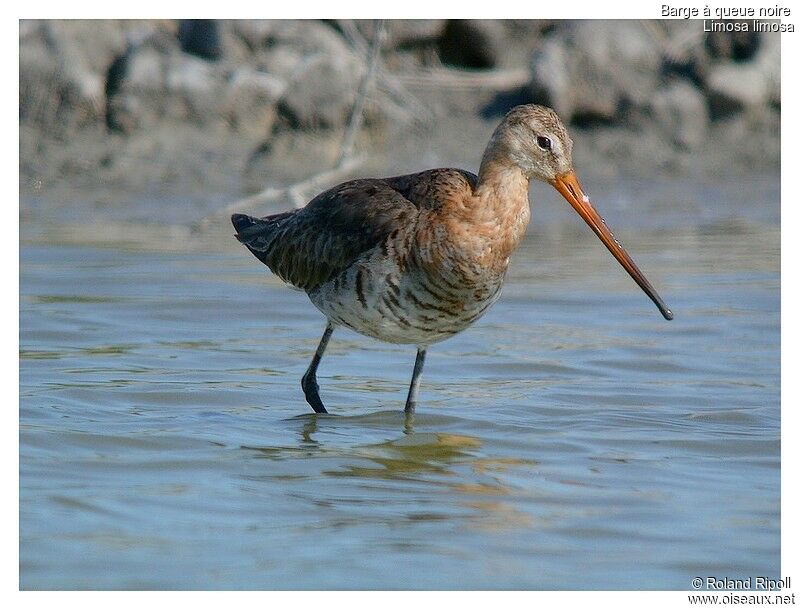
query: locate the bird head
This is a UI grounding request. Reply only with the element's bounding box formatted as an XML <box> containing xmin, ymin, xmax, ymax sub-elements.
<box><xmin>489</xmin><ymin>104</ymin><xmax>574</xmax><ymax>183</ymax></box>
<box><xmin>485</xmin><ymin>104</ymin><xmax>673</xmax><ymax>321</ymax></box>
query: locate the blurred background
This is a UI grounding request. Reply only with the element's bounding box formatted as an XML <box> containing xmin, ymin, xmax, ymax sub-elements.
<box><xmin>20</xmin><ymin>19</ymin><xmax>780</xmax><ymax>221</ymax></box>
<box><xmin>20</xmin><ymin>20</ymin><xmax>780</xmax><ymax>590</ymax></box>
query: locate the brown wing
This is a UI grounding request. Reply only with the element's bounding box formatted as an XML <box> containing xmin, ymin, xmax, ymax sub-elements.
<box><xmin>232</xmin><ymin>169</ymin><xmax>478</xmax><ymax>291</ymax></box>
<box><xmin>383</xmin><ymin>168</ymin><xmax>477</xmax><ymax>210</ymax></box>
<box><xmin>232</xmin><ymin>178</ymin><xmax>421</xmax><ymax>291</ymax></box>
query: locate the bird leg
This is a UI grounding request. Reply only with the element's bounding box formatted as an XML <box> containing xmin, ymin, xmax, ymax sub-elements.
<box><xmin>404</xmin><ymin>348</ymin><xmax>427</xmax><ymax>414</ymax></box>
<box><xmin>301</xmin><ymin>323</ymin><xmax>335</xmax><ymax>414</ymax></box>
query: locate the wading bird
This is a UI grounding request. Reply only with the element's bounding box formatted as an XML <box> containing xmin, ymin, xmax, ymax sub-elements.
<box><xmin>232</xmin><ymin>104</ymin><xmax>672</xmax><ymax>414</ymax></box>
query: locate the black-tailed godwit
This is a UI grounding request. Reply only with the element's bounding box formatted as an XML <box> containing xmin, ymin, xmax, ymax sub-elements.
<box><xmin>232</xmin><ymin>104</ymin><xmax>672</xmax><ymax>414</ymax></box>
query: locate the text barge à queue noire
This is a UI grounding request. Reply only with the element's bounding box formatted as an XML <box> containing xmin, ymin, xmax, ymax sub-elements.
<box><xmin>662</xmin><ymin>5</ymin><xmax>791</xmax><ymax>19</ymax></box>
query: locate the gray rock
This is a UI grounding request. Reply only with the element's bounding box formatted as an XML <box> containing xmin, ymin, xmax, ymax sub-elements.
<box><xmin>244</xmin><ymin>127</ymin><xmax>346</xmax><ymax>188</ymax></box>
<box><xmin>106</xmin><ymin>93</ymin><xmax>142</xmax><ymax>134</ymax></box>
<box><xmin>529</xmin><ymin>21</ymin><xmax>661</xmax><ymax>125</ymax></box>
<box><xmin>247</xmin><ymin>21</ymin><xmax>355</xmax><ymax>84</ymax></box>
<box><xmin>500</xmin><ymin>20</ymin><xmax>554</xmax><ymax>65</ymax></box>
<box><xmin>225</xmin><ymin>68</ymin><xmax>287</xmax><ymax>134</ymax></box>
<box><xmin>756</xmin><ymin>32</ymin><xmax>780</xmax><ymax>107</ymax></box>
<box><xmin>276</xmin><ymin>51</ymin><xmax>364</xmax><ymax>130</ymax></box>
<box><xmin>19</xmin><ymin>20</ymin><xmax>129</xmax><ymax>135</ymax></box>
<box><xmin>529</xmin><ymin>37</ymin><xmax>574</xmax><ymax>120</ymax></box>
<box><xmin>438</xmin><ymin>19</ymin><xmax>504</xmax><ymax>69</ymax></box>
<box><xmin>106</xmin><ymin>28</ymin><xmax>235</xmax><ymax>131</ymax></box>
<box><xmin>643</xmin><ymin>21</ymin><xmax>708</xmax><ymax>85</ymax></box>
<box><xmin>706</xmin><ymin>23</ymin><xmax>760</xmax><ymax>62</ymax></box>
<box><xmin>705</xmin><ymin>32</ymin><xmax>778</xmax><ymax>120</ymax></box>
<box><xmin>20</xmin><ymin>25</ymin><xmax>62</xmax><ymax>127</ymax></box>
<box><xmin>166</xmin><ymin>53</ymin><xmax>218</xmax><ymax>95</ymax></box>
<box><xmin>231</xmin><ymin>20</ymin><xmax>277</xmax><ymax>49</ymax></box>
<box><xmin>125</xmin><ymin>45</ymin><xmax>167</xmax><ymax>91</ymax></box>
<box><xmin>178</xmin><ymin>19</ymin><xmax>222</xmax><ymax>60</ymax></box>
<box><xmin>706</xmin><ymin>63</ymin><xmax>768</xmax><ymax>117</ymax></box>
<box><xmin>382</xmin><ymin>20</ymin><xmax>446</xmax><ymax>48</ymax></box>
<box><xmin>252</xmin><ymin>46</ymin><xmax>305</xmax><ymax>81</ymax></box>
<box><xmin>45</xmin><ymin>20</ymin><xmax>128</xmax><ymax>73</ymax></box>
<box><xmin>164</xmin><ymin>53</ymin><xmax>226</xmax><ymax>124</ymax></box>
<box><xmin>106</xmin><ymin>37</ymin><xmax>171</xmax><ymax>131</ymax></box>
<box><xmin>650</xmin><ymin>80</ymin><xmax>709</xmax><ymax>150</ymax></box>
<box><xmin>264</xmin><ymin>20</ymin><xmax>353</xmax><ymax>59</ymax></box>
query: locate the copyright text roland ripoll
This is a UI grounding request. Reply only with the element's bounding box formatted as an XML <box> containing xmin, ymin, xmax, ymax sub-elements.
<box><xmin>688</xmin><ymin>576</ymin><xmax>795</xmax><ymax>605</ymax></box>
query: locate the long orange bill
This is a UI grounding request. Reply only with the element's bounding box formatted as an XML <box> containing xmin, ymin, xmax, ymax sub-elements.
<box><xmin>551</xmin><ymin>171</ymin><xmax>673</xmax><ymax>320</ymax></box>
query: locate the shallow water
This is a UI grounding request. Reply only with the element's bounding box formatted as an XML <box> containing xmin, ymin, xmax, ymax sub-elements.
<box><xmin>20</xmin><ymin>176</ymin><xmax>779</xmax><ymax>589</ymax></box>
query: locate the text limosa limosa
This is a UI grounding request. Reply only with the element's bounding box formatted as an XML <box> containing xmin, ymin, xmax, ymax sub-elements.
<box><xmin>232</xmin><ymin>104</ymin><xmax>673</xmax><ymax>414</ymax></box>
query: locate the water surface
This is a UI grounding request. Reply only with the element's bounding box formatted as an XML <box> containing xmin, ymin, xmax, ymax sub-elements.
<box><xmin>20</xmin><ymin>176</ymin><xmax>780</xmax><ymax>589</ymax></box>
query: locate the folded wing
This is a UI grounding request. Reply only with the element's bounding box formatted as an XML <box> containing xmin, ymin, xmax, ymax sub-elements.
<box><xmin>232</xmin><ymin>178</ymin><xmax>420</xmax><ymax>291</ymax></box>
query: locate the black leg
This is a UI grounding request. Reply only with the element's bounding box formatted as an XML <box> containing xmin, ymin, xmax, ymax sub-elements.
<box><xmin>404</xmin><ymin>348</ymin><xmax>427</xmax><ymax>414</ymax></box>
<box><xmin>301</xmin><ymin>323</ymin><xmax>334</xmax><ymax>414</ymax></box>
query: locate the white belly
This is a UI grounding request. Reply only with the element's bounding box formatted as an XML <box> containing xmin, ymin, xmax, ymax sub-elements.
<box><xmin>308</xmin><ymin>251</ymin><xmax>504</xmax><ymax>346</ymax></box>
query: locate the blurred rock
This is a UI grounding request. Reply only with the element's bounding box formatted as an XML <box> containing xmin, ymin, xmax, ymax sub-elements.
<box><xmin>705</xmin><ymin>32</ymin><xmax>778</xmax><ymax>120</ymax></box>
<box><xmin>528</xmin><ymin>38</ymin><xmax>574</xmax><ymax>119</ymax></box>
<box><xmin>231</xmin><ymin>20</ymin><xmax>276</xmax><ymax>49</ymax></box>
<box><xmin>263</xmin><ymin>21</ymin><xmax>353</xmax><ymax>62</ymax></box>
<box><xmin>706</xmin><ymin>62</ymin><xmax>769</xmax><ymax>118</ymax></box>
<box><xmin>438</xmin><ymin>20</ymin><xmax>504</xmax><ymax>69</ymax></box>
<box><xmin>529</xmin><ymin>21</ymin><xmax>661</xmax><ymax>125</ymax></box>
<box><xmin>164</xmin><ymin>53</ymin><xmax>226</xmax><ymax>124</ymax></box>
<box><xmin>755</xmin><ymin>32</ymin><xmax>781</xmax><ymax>108</ymax></box>
<box><xmin>335</xmin><ymin>20</ymin><xmax>446</xmax><ymax>72</ymax></box>
<box><xmin>106</xmin><ymin>93</ymin><xmax>141</xmax><ymax>134</ymax></box>
<box><xmin>18</xmin><ymin>18</ymin><xmax>783</xmax><ymax>205</ymax></box>
<box><xmin>706</xmin><ymin>22</ymin><xmax>760</xmax><ymax>62</ymax></box>
<box><xmin>253</xmin><ymin>45</ymin><xmax>305</xmax><ymax>81</ymax></box>
<box><xmin>244</xmin><ymin>127</ymin><xmax>346</xmax><ymax>188</ymax></box>
<box><xmin>45</xmin><ymin>20</ymin><xmax>128</xmax><ymax>73</ymax></box>
<box><xmin>106</xmin><ymin>29</ymin><xmax>233</xmax><ymax>132</ymax></box>
<box><xmin>225</xmin><ymin>68</ymin><xmax>287</xmax><ymax>134</ymax></box>
<box><xmin>20</xmin><ymin>24</ymin><xmax>61</xmax><ymax>127</ymax></box>
<box><xmin>655</xmin><ymin>21</ymin><xmax>709</xmax><ymax>85</ymax></box>
<box><xmin>384</xmin><ymin>20</ymin><xmax>446</xmax><ymax>48</ymax></box>
<box><xmin>19</xmin><ymin>20</ymin><xmax>128</xmax><ymax>136</ymax></box>
<box><xmin>650</xmin><ymin>80</ymin><xmax>708</xmax><ymax>149</ymax></box>
<box><xmin>126</xmin><ymin>43</ymin><xmax>167</xmax><ymax>90</ymax></box>
<box><xmin>167</xmin><ymin>53</ymin><xmax>216</xmax><ymax>95</ymax></box>
<box><xmin>500</xmin><ymin>20</ymin><xmax>554</xmax><ymax>65</ymax></box>
<box><xmin>507</xmin><ymin>19</ymin><xmax>558</xmax><ymax>37</ymax></box>
<box><xmin>178</xmin><ymin>19</ymin><xmax>222</xmax><ymax>60</ymax></box>
<box><xmin>276</xmin><ymin>52</ymin><xmax>364</xmax><ymax>130</ymax></box>
<box><xmin>106</xmin><ymin>33</ymin><xmax>174</xmax><ymax>132</ymax></box>
<box><xmin>244</xmin><ymin>20</ymin><xmax>356</xmax><ymax>85</ymax></box>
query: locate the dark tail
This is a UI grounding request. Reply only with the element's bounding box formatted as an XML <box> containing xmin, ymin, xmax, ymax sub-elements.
<box><xmin>231</xmin><ymin>212</ymin><xmax>293</xmax><ymax>240</ymax></box>
<box><xmin>231</xmin><ymin>213</ymin><xmax>259</xmax><ymax>236</ymax></box>
<box><xmin>231</xmin><ymin>212</ymin><xmax>293</xmax><ymax>268</ymax></box>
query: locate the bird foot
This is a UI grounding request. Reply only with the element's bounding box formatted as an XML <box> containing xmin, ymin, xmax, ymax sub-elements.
<box><xmin>301</xmin><ymin>372</ymin><xmax>328</xmax><ymax>414</ymax></box>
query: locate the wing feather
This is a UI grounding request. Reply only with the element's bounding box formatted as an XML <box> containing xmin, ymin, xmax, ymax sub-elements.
<box><xmin>231</xmin><ymin>169</ymin><xmax>477</xmax><ymax>291</ymax></box>
<box><xmin>232</xmin><ymin>179</ymin><xmax>419</xmax><ymax>291</ymax></box>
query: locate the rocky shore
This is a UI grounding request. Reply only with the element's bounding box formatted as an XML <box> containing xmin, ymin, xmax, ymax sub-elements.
<box><xmin>19</xmin><ymin>19</ymin><xmax>780</xmax><ymax>218</ymax></box>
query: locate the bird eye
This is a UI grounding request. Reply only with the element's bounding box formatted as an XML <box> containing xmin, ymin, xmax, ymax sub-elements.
<box><xmin>536</xmin><ymin>136</ymin><xmax>552</xmax><ymax>151</ymax></box>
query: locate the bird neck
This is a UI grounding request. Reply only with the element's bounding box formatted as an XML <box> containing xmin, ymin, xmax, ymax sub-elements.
<box><xmin>425</xmin><ymin>156</ymin><xmax>532</xmax><ymax>277</ymax></box>
<box><xmin>473</xmin><ymin>157</ymin><xmax>531</xmax><ymax>234</ymax></box>
<box><xmin>476</xmin><ymin>134</ymin><xmax>530</xmax><ymax>201</ymax></box>
<box><xmin>476</xmin><ymin>156</ymin><xmax>529</xmax><ymax>200</ymax></box>
<box><xmin>414</xmin><ymin>159</ymin><xmax>531</xmax><ymax>284</ymax></box>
